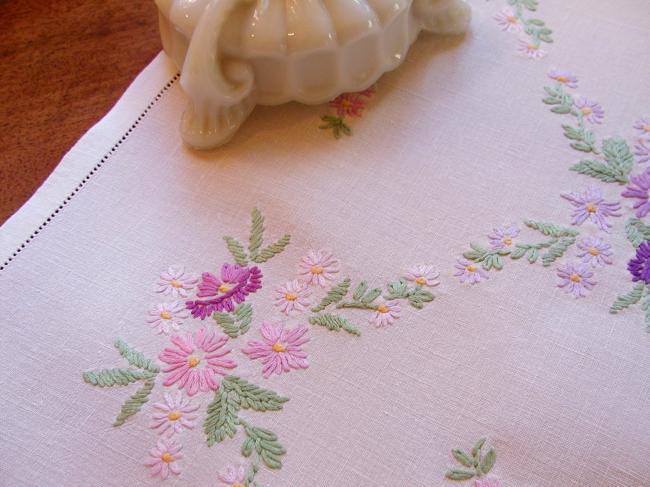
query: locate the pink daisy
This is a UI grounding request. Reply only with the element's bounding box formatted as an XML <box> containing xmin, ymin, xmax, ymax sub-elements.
<box><xmin>454</xmin><ymin>258</ymin><xmax>488</xmax><ymax>285</ymax></box>
<box><xmin>633</xmin><ymin>117</ymin><xmax>650</xmax><ymax>137</ymax></box>
<box><xmin>488</xmin><ymin>224</ymin><xmax>520</xmax><ymax>249</ymax></box>
<box><xmin>358</xmin><ymin>85</ymin><xmax>377</xmax><ymax>98</ymax></box>
<box><xmin>574</xmin><ymin>96</ymin><xmax>604</xmax><ymax>124</ymax></box>
<box><xmin>242</xmin><ymin>322</ymin><xmax>310</xmax><ymax>378</ymax></box>
<box><xmin>635</xmin><ymin>139</ymin><xmax>650</xmax><ymax>164</ymax></box>
<box><xmin>548</xmin><ymin>69</ymin><xmax>578</xmax><ymax>88</ymax></box>
<box><xmin>149</xmin><ymin>392</ymin><xmax>199</xmax><ymax>436</ymax></box>
<box><xmin>144</xmin><ymin>438</ymin><xmax>183</xmax><ymax>480</ymax></box>
<box><xmin>494</xmin><ymin>8</ymin><xmax>522</xmax><ymax>33</ymax></box>
<box><xmin>147</xmin><ymin>301</ymin><xmax>189</xmax><ymax>335</ymax></box>
<box><xmin>217</xmin><ymin>464</ymin><xmax>247</xmax><ymax>487</ymax></box>
<box><xmin>370</xmin><ymin>301</ymin><xmax>401</xmax><ymax>327</ymax></box>
<box><xmin>329</xmin><ymin>93</ymin><xmax>367</xmax><ymax>118</ymax></box>
<box><xmin>557</xmin><ymin>262</ymin><xmax>596</xmax><ymax>298</ymax></box>
<box><xmin>274</xmin><ymin>279</ymin><xmax>311</xmax><ymax>315</ymax></box>
<box><xmin>403</xmin><ymin>265</ymin><xmax>440</xmax><ymax>287</ymax></box>
<box><xmin>561</xmin><ymin>187</ymin><xmax>621</xmax><ymax>232</ymax></box>
<box><xmin>156</xmin><ymin>266</ymin><xmax>198</xmax><ymax>298</ymax></box>
<box><xmin>298</xmin><ymin>249</ymin><xmax>340</xmax><ymax>287</ymax></box>
<box><xmin>475</xmin><ymin>478</ymin><xmax>503</xmax><ymax>487</ymax></box>
<box><xmin>159</xmin><ymin>327</ymin><xmax>237</xmax><ymax>396</ymax></box>
<box><xmin>517</xmin><ymin>39</ymin><xmax>546</xmax><ymax>60</ymax></box>
<box><xmin>576</xmin><ymin>237</ymin><xmax>613</xmax><ymax>268</ymax></box>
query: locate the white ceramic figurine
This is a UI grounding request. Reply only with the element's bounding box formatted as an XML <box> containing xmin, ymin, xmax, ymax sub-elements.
<box><xmin>155</xmin><ymin>0</ymin><xmax>471</xmax><ymax>149</ymax></box>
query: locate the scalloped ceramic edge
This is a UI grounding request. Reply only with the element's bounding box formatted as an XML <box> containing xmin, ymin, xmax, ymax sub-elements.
<box><xmin>155</xmin><ymin>0</ymin><xmax>472</xmax><ymax>149</ymax></box>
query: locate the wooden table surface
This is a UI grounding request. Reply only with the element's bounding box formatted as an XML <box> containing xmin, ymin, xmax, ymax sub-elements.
<box><xmin>0</xmin><ymin>1</ymin><xmax>161</xmax><ymax>224</ymax></box>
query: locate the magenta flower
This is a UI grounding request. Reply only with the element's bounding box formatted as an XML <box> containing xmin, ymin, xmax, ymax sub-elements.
<box><xmin>217</xmin><ymin>464</ymin><xmax>247</xmax><ymax>486</ymax></box>
<box><xmin>628</xmin><ymin>241</ymin><xmax>650</xmax><ymax>284</ymax></box>
<box><xmin>622</xmin><ymin>168</ymin><xmax>650</xmax><ymax>218</ymax></box>
<box><xmin>329</xmin><ymin>93</ymin><xmax>366</xmax><ymax>118</ymax></box>
<box><xmin>159</xmin><ymin>327</ymin><xmax>236</xmax><ymax>396</ymax></box>
<box><xmin>156</xmin><ymin>266</ymin><xmax>198</xmax><ymax>298</ymax></box>
<box><xmin>186</xmin><ymin>264</ymin><xmax>262</xmax><ymax>319</ymax></box>
<box><xmin>242</xmin><ymin>322</ymin><xmax>309</xmax><ymax>378</ymax></box>
<box><xmin>370</xmin><ymin>301</ymin><xmax>401</xmax><ymax>328</ymax></box>
<box><xmin>633</xmin><ymin>117</ymin><xmax>650</xmax><ymax>137</ymax></box>
<box><xmin>557</xmin><ymin>262</ymin><xmax>596</xmax><ymax>298</ymax></box>
<box><xmin>634</xmin><ymin>139</ymin><xmax>650</xmax><ymax>164</ymax></box>
<box><xmin>144</xmin><ymin>438</ymin><xmax>183</xmax><ymax>479</ymax></box>
<box><xmin>454</xmin><ymin>258</ymin><xmax>488</xmax><ymax>285</ymax></box>
<box><xmin>517</xmin><ymin>39</ymin><xmax>546</xmax><ymax>59</ymax></box>
<box><xmin>147</xmin><ymin>301</ymin><xmax>189</xmax><ymax>335</ymax></box>
<box><xmin>494</xmin><ymin>8</ymin><xmax>522</xmax><ymax>33</ymax></box>
<box><xmin>298</xmin><ymin>249</ymin><xmax>340</xmax><ymax>287</ymax></box>
<box><xmin>403</xmin><ymin>264</ymin><xmax>440</xmax><ymax>287</ymax></box>
<box><xmin>561</xmin><ymin>187</ymin><xmax>621</xmax><ymax>232</ymax></box>
<box><xmin>574</xmin><ymin>96</ymin><xmax>604</xmax><ymax>124</ymax></box>
<box><xmin>475</xmin><ymin>478</ymin><xmax>503</xmax><ymax>487</ymax></box>
<box><xmin>547</xmin><ymin>69</ymin><xmax>578</xmax><ymax>88</ymax></box>
<box><xmin>576</xmin><ymin>237</ymin><xmax>613</xmax><ymax>267</ymax></box>
<box><xmin>274</xmin><ymin>279</ymin><xmax>311</xmax><ymax>315</ymax></box>
<box><xmin>488</xmin><ymin>224</ymin><xmax>520</xmax><ymax>249</ymax></box>
<box><xmin>149</xmin><ymin>392</ymin><xmax>199</xmax><ymax>436</ymax></box>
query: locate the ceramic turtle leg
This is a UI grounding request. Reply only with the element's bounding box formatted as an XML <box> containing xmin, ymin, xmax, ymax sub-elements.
<box><xmin>414</xmin><ymin>0</ymin><xmax>471</xmax><ymax>35</ymax></box>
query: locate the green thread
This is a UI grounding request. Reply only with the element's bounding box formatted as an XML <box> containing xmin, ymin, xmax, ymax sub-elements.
<box><xmin>223</xmin><ymin>209</ymin><xmax>291</xmax><ymax>265</ymax></box>
<box><xmin>113</xmin><ymin>339</ymin><xmax>160</xmax><ymax>373</ymax></box>
<box><xmin>244</xmin><ymin>463</ymin><xmax>260</xmax><ymax>487</ymax></box>
<box><xmin>320</xmin><ymin>115</ymin><xmax>352</xmax><ymax>139</ymax></box>
<box><xmin>224</xmin><ymin>236</ymin><xmax>249</xmax><ymax>266</ymax></box>
<box><xmin>221</xmin><ymin>376</ymin><xmax>289</xmax><ymax>412</ymax></box>
<box><xmin>641</xmin><ymin>293</ymin><xmax>650</xmax><ymax>332</ymax></box>
<box><xmin>610</xmin><ymin>282</ymin><xmax>645</xmax><ymax>314</ymax></box>
<box><xmin>251</xmin><ymin>234</ymin><xmax>291</xmax><ymax>264</ymax></box>
<box><xmin>113</xmin><ymin>379</ymin><xmax>155</xmax><ymax>427</ymax></box>
<box><xmin>311</xmin><ymin>277</ymin><xmax>351</xmax><ymax>312</ymax></box>
<box><xmin>214</xmin><ymin>303</ymin><xmax>253</xmax><ymax>338</ymax></box>
<box><xmin>445</xmin><ymin>437</ymin><xmax>496</xmax><ymax>481</ymax></box>
<box><xmin>384</xmin><ymin>279</ymin><xmax>434</xmax><ymax>309</ymax></box>
<box><xmin>524</xmin><ymin>220</ymin><xmax>578</xmax><ymax>238</ymax></box>
<box><xmin>309</xmin><ymin>314</ymin><xmax>360</xmax><ymax>336</ymax></box>
<box><xmin>83</xmin><ymin>368</ymin><xmax>155</xmax><ymax>387</ymax></box>
<box><xmin>204</xmin><ymin>387</ymin><xmax>239</xmax><ymax>445</ymax></box>
<box><xmin>248</xmin><ymin>208</ymin><xmax>265</xmax><ymax>259</ymax></box>
<box><xmin>336</xmin><ymin>281</ymin><xmax>382</xmax><ymax>309</ymax></box>
<box><xmin>463</xmin><ymin>243</ymin><xmax>509</xmax><ymax>271</ymax></box>
<box><xmin>241</xmin><ymin>420</ymin><xmax>286</xmax><ymax>470</ymax></box>
<box><xmin>625</xmin><ymin>218</ymin><xmax>650</xmax><ymax>248</ymax></box>
<box><xmin>543</xmin><ymin>84</ymin><xmax>598</xmax><ymax>154</ymax></box>
<box><xmin>541</xmin><ymin>236</ymin><xmax>576</xmax><ymax>267</ymax></box>
<box><xmin>570</xmin><ymin>137</ymin><xmax>633</xmax><ymax>184</ymax></box>
<box><xmin>506</xmin><ymin>0</ymin><xmax>553</xmax><ymax>48</ymax></box>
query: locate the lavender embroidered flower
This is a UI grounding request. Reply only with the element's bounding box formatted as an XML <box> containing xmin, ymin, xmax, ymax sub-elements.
<box><xmin>454</xmin><ymin>258</ymin><xmax>488</xmax><ymax>285</ymax></box>
<box><xmin>576</xmin><ymin>237</ymin><xmax>613</xmax><ymax>268</ymax></box>
<box><xmin>517</xmin><ymin>39</ymin><xmax>546</xmax><ymax>59</ymax></box>
<box><xmin>557</xmin><ymin>262</ymin><xmax>596</xmax><ymax>298</ymax></box>
<box><xmin>561</xmin><ymin>187</ymin><xmax>621</xmax><ymax>231</ymax></box>
<box><xmin>628</xmin><ymin>241</ymin><xmax>650</xmax><ymax>284</ymax></box>
<box><xmin>370</xmin><ymin>301</ymin><xmax>401</xmax><ymax>328</ymax></box>
<box><xmin>298</xmin><ymin>249</ymin><xmax>340</xmax><ymax>287</ymax></box>
<box><xmin>403</xmin><ymin>264</ymin><xmax>440</xmax><ymax>287</ymax></box>
<box><xmin>494</xmin><ymin>8</ymin><xmax>522</xmax><ymax>33</ymax></box>
<box><xmin>156</xmin><ymin>266</ymin><xmax>198</xmax><ymax>298</ymax></box>
<box><xmin>547</xmin><ymin>69</ymin><xmax>578</xmax><ymax>88</ymax></box>
<box><xmin>186</xmin><ymin>264</ymin><xmax>262</xmax><ymax>319</ymax></box>
<box><xmin>147</xmin><ymin>301</ymin><xmax>189</xmax><ymax>335</ymax></box>
<box><xmin>488</xmin><ymin>224</ymin><xmax>520</xmax><ymax>249</ymax></box>
<box><xmin>635</xmin><ymin>139</ymin><xmax>650</xmax><ymax>164</ymax></box>
<box><xmin>274</xmin><ymin>279</ymin><xmax>311</xmax><ymax>315</ymax></box>
<box><xmin>149</xmin><ymin>392</ymin><xmax>199</xmax><ymax>436</ymax></box>
<box><xmin>217</xmin><ymin>464</ymin><xmax>247</xmax><ymax>487</ymax></box>
<box><xmin>574</xmin><ymin>96</ymin><xmax>604</xmax><ymax>124</ymax></box>
<box><xmin>633</xmin><ymin>117</ymin><xmax>650</xmax><ymax>137</ymax></box>
<box><xmin>622</xmin><ymin>168</ymin><xmax>650</xmax><ymax>218</ymax></box>
<box><xmin>144</xmin><ymin>438</ymin><xmax>183</xmax><ymax>479</ymax></box>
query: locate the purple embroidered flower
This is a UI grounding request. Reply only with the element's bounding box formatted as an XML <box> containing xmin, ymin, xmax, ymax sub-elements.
<box><xmin>635</xmin><ymin>139</ymin><xmax>650</xmax><ymax>164</ymax></box>
<box><xmin>548</xmin><ymin>69</ymin><xmax>578</xmax><ymax>88</ymax></box>
<box><xmin>628</xmin><ymin>241</ymin><xmax>650</xmax><ymax>284</ymax></box>
<box><xmin>517</xmin><ymin>39</ymin><xmax>546</xmax><ymax>59</ymax></box>
<box><xmin>494</xmin><ymin>8</ymin><xmax>522</xmax><ymax>33</ymax></box>
<box><xmin>186</xmin><ymin>264</ymin><xmax>262</xmax><ymax>319</ymax></box>
<box><xmin>454</xmin><ymin>258</ymin><xmax>488</xmax><ymax>285</ymax></box>
<box><xmin>622</xmin><ymin>168</ymin><xmax>650</xmax><ymax>218</ymax></box>
<box><xmin>633</xmin><ymin>117</ymin><xmax>650</xmax><ymax>137</ymax></box>
<box><xmin>576</xmin><ymin>237</ymin><xmax>613</xmax><ymax>267</ymax></box>
<box><xmin>561</xmin><ymin>187</ymin><xmax>621</xmax><ymax>232</ymax></box>
<box><xmin>574</xmin><ymin>96</ymin><xmax>604</xmax><ymax>124</ymax></box>
<box><xmin>488</xmin><ymin>224</ymin><xmax>520</xmax><ymax>249</ymax></box>
<box><xmin>557</xmin><ymin>262</ymin><xmax>596</xmax><ymax>298</ymax></box>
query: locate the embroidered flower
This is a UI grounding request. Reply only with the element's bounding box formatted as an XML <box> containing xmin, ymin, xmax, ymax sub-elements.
<box><xmin>561</xmin><ymin>187</ymin><xmax>621</xmax><ymax>232</ymax></box>
<box><xmin>576</xmin><ymin>237</ymin><xmax>613</xmax><ymax>268</ymax></box>
<box><xmin>454</xmin><ymin>258</ymin><xmax>488</xmax><ymax>284</ymax></box>
<box><xmin>298</xmin><ymin>249</ymin><xmax>340</xmax><ymax>287</ymax></box>
<box><xmin>622</xmin><ymin>168</ymin><xmax>650</xmax><ymax>218</ymax></box>
<box><xmin>186</xmin><ymin>264</ymin><xmax>263</xmax><ymax>319</ymax></box>
<box><xmin>488</xmin><ymin>224</ymin><xmax>520</xmax><ymax>249</ymax></box>
<box><xmin>242</xmin><ymin>322</ymin><xmax>309</xmax><ymax>378</ymax></box>
<box><xmin>475</xmin><ymin>478</ymin><xmax>503</xmax><ymax>487</ymax></box>
<box><xmin>403</xmin><ymin>265</ymin><xmax>440</xmax><ymax>287</ymax></box>
<box><xmin>217</xmin><ymin>464</ymin><xmax>247</xmax><ymax>487</ymax></box>
<box><xmin>633</xmin><ymin>117</ymin><xmax>650</xmax><ymax>137</ymax></box>
<box><xmin>635</xmin><ymin>139</ymin><xmax>650</xmax><ymax>164</ymax></box>
<box><xmin>147</xmin><ymin>301</ymin><xmax>189</xmax><ymax>335</ymax></box>
<box><xmin>547</xmin><ymin>69</ymin><xmax>578</xmax><ymax>88</ymax></box>
<box><xmin>370</xmin><ymin>301</ymin><xmax>401</xmax><ymax>327</ymax></box>
<box><xmin>628</xmin><ymin>241</ymin><xmax>650</xmax><ymax>284</ymax></box>
<box><xmin>573</xmin><ymin>97</ymin><xmax>604</xmax><ymax>124</ymax></box>
<box><xmin>517</xmin><ymin>39</ymin><xmax>546</xmax><ymax>59</ymax></box>
<box><xmin>557</xmin><ymin>262</ymin><xmax>596</xmax><ymax>298</ymax></box>
<box><xmin>274</xmin><ymin>279</ymin><xmax>311</xmax><ymax>315</ymax></box>
<box><xmin>159</xmin><ymin>327</ymin><xmax>236</xmax><ymax>396</ymax></box>
<box><xmin>149</xmin><ymin>392</ymin><xmax>199</xmax><ymax>436</ymax></box>
<box><xmin>156</xmin><ymin>266</ymin><xmax>198</xmax><ymax>298</ymax></box>
<box><xmin>144</xmin><ymin>438</ymin><xmax>183</xmax><ymax>480</ymax></box>
<box><xmin>329</xmin><ymin>93</ymin><xmax>366</xmax><ymax>118</ymax></box>
<box><xmin>358</xmin><ymin>85</ymin><xmax>376</xmax><ymax>98</ymax></box>
<box><xmin>494</xmin><ymin>8</ymin><xmax>522</xmax><ymax>32</ymax></box>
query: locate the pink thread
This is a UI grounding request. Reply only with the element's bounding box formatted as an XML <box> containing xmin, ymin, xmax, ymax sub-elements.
<box><xmin>242</xmin><ymin>322</ymin><xmax>310</xmax><ymax>378</ymax></box>
<box><xmin>144</xmin><ymin>438</ymin><xmax>183</xmax><ymax>479</ymax></box>
<box><xmin>149</xmin><ymin>392</ymin><xmax>199</xmax><ymax>436</ymax></box>
<box><xmin>217</xmin><ymin>464</ymin><xmax>247</xmax><ymax>486</ymax></box>
<box><xmin>274</xmin><ymin>279</ymin><xmax>312</xmax><ymax>315</ymax></box>
<box><xmin>298</xmin><ymin>249</ymin><xmax>340</xmax><ymax>287</ymax></box>
<box><xmin>155</xmin><ymin>266</ymin><xmax>198</xmax><ymax>298</ymax></box>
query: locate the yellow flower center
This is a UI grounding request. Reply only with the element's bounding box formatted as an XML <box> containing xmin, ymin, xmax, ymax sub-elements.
<box><xmin>586</xmin><ymin>203</ymin><xmax>598</xmax><ymax>213</ymax></box>
<box><xmin>161</xmin><ymin>453</ymin><xmax>174</xmax><ymax>463</ymax></box>
<box><xmin>643</xmin><ymin>124</ymin><xmax>650</xmax><ymax>133</ymax></box>
<box><xmin>377</xmin><ymin>304</ymin><xmax>389</xmax><ymax>313</ymax></box>
<box><xmin>170</xmin><ymin>279</ymin><xmax>182</xmax><ymax>289</ymax></box>
<box><xmin>310</xmin><ymin>265</ymin><xmax>324</xmax><ymax>275</ymax></box>
<box><xmin>272</xmin><ymin>342</ymin><xmax>287</xmax><ymax>353</ymax></box>
<box><xmin>588</xmin><ymin>247</ymin><xmax>600</xmax><ymax>256</ymax></box>
<box><xmin>527</xmin><ymin>44</ymin><xmax>537</xmax><ymax>50</ymax></box>
<box><xmin>187</xmin><ymin>356</ymin><xmax>200</xmax><ymax>368</ymax></box>
<box><xmin>569</xmin><ymin>273</ymin><xmax>582</xmax><ymax>283</ymax></box>
<box><xmin>415</xmin><ymin>276</ymin><xmax>427</xmax><ymax>286</ymax></box>
<box><xmin>160</xmin><ymin>311</ymin><xmax>172</xmax><ymax>320</ymax></box>
<box><xmin>285</xmin><ymin>292</ymin><xmax>298</xmax><ymax>301</ymax></box>
<box><xmin>507</xmin><ymin>15</ymin><xmax>518</xmax><ymax>23</ymax></box>
<box><xmin>167</xmin><ymin>411</ymin><xmax>182</xmax><ymax>421</ymax></box>
<box><xmin>502</xmin><ymin>237</ymin><xmax>513</xmax><ymax>246</ymax></box>
<box><xmin>341</xmin><ymin>99</ymin><xmax>351</xmax><ymax>108</ymax></box>
<box><xmin>233</xmin><ymin>484</ymin><xmax>244</xmax><ymax>487</ymax></box>
<box><xmin>556</xmin><ymin>75</ymin><xmax>568</xmax><ymax>82</ymax></box>
<box><xmin>581</xmin><ymin>106</ymin><xmax>593</xmax><ymax>116</ymax></box>
<box><xmin>218</xmin><ymin>284</ymin><xmax>231</xmax><ymax>293</ymax></box>
<box><xmin>466</xmin><ymin>264</ymin><xmax>477</xmax><ymax>273</ymax></box>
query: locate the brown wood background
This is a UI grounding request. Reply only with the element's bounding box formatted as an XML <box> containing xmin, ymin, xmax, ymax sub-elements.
<box><xmin>0</xmin><ymin>1</ymin><xmax>161</xmax><ymax>224</ymax></box>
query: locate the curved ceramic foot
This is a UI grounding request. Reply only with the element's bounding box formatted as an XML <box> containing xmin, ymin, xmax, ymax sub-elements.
<box><xmin>414</xmin><ymin>0</ymin><xmax>471</xmax><ymax>35</ymax></box>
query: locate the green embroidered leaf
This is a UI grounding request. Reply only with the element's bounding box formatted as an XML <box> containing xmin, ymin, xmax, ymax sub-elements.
<box><xmin>463</xmin><ymin>242</ymin><xmax>488</xmax><ymax>261</ymax></box>
<box><xmin>527</xmin><ymin>18</ymin><xmax>544</xmax><ymax>26</ymax></box>
<box><xmin>527</xmin><ymin>247</ymin><xmax>539</xmax><ymax>264</ymax></box>
<box><xmin>482</xmin><ymin>253</ymin><xmax>505</xmax><ymax>271</ymax></box>
<box><xmin>221</xmin><ymin>376</ymin><xmax>289</xmax><ymax>412</ymax></box>
<box><xmin>408</xmin><ymin>287</ymin><xmax>434</xmax><ymax>309</ymax></box>
<box><xmin>113</xmin><ymin>379</ymin><xmax>155</xmax><ymax>427</ymax></box>
<box><xmin>625</xmin><ymin>218</ymin><xmax>650</xmax><ymax>248</ymax></box>
<box><xmin>242</xmin><ymin>423</ymin><xmax>286</xmax><ymax>470</ymax></box>
<box><xmin>510</xmin><ymin>245</ymin><xmax>528</xmax><ymax>260</ymax></box>
<box><xmin>361</xmin><ymin>287</ymin><xmax>382</xmax><ymax>304</ymax></box>
<box><xmin>610</xmin><ymin>282</ymin><xmax>645</xmax><ymax>314</ymax></box>
<box><xmin>248</xmin><ymin>208</ymin><xmax>265</xmax><ymax>258</ymax></box>
<box><xmin>562</xmin><ymin>124</ymin><xmax>584</xmax><ymax>141</ymax></box>
<box><xmin>251</xmin><ymin>234</ymin><xmax>291</xmax><ymax>263</ymax></box>
<box><xmin>571</xmin><ymin>141</ymin><xmax>594</xmax><ymax>153</ymax></box>
<box><xmin>445</xmin><ymin>469</ymin><xmax>475</xmax><ymax>480</ymax></box>
<box><xmin>320</xmin><ymin>115</ymin><xmax>352</xmax><ymax>139</ymax></box>
<box><xmin>452</xmin><ymin>449</ymin><xmax>474</xmax><ymax>468</ymax></box>
<box><xmin>204</xmin><ymin>388</ymin><xmax>240</xmax><ymax>446</ymax></box>
<box><xmin>471</xmin><ymin>438</ymin><xmax>486</xmax><ymax>458</ymax></box>
<box><xmin>213</xmin><ymin>312</ymin><xmax>238</xmax><ymax>338</ymax></box>
<box><xmin>551</xmin><ymin>105</ymin><xmax>571</xmax><ymax>114</ymax></box>
<box><xmin>385</xmin><ymin>279</ymin><xmax>410</xmax><ymax>299</ymax></box>
<box><xmin>602</xmin><ymin>137</ymin><xmax>633</xmax><ymax>182</ymax></box>
<box><xmin>234</xmin><ymin>303</ymin><xmax>253</xmax><ymax>335</ymax></box>
<box><xmin>352</xmin><ymin>281</ymin><xmax>369</xmax><ymax>301</ymax></box>
<box><xmin>244</xmin><ymin>463</ymin><xmax>259</xmax><ymax>487</ymax></box>
<box><xmin>83</xmin><ymin>368</ymin><xmax>155</xmax><ymax>387</ymax></box>
<box><xmin>113</xmin><ymin>339</ymin><xmax>160</xmax><ymax>373</ymax></box>
<box><xmin>541</xmin><ymin>237</ymin><xmax>576</xmax><ymax>267</ymax></box>
<box><xmin>525</xmin><ymin>220</ymin><xmax>578</xmax><ymax>238</ymax></box>
<box><xmin>570</xmin><ymin>159</ymin><xmax>628</xmax><ymax>184</ymax></box>
<box><xmin>214</xmin><ymin>303</ymin><xmax>253</xmax><ymax>338</ymax></box>
<box><xmin>224</xmin><ymin>236</ymin><xmax>249</xmax><ymax>266</ymax></box>
<box><xmin>309</xmin><ymin>314</ymin><xmax>360</xmax><ymax>336</ymax></box>
<box><xmin>311</xmin><ymin>278</ymin><xmax>351</xmax><ymax>312</ymax></box>
<box><xmin>641</xmin><ymin>294</ymin><xmax>650</xmax><ymax>332</ymax></box>
<box><xmin>480</xmin><ymin>448</ymin><xmax>496</xmax><ymax>474</ymax></box>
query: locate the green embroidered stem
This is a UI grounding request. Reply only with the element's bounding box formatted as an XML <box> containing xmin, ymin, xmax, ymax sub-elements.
<box><xmin>610</xmin><ymin>282</ymin><xmax>645</xmax><ymax>314</ymax></box>
<box><xmin>641</xmin><ymin>292</ymin><xmax>650</xmax><ymax>332</ymax></box>
<box><xmin>570</xmin><ymin>137</ymin><xmax>633</xmax><ymax>184</ymax></box>
<box><xmin>214</xmin><ymin>303</ymin><xmax>254</xmax><ymax>338</ymax></box>
<box><xmin>510</xmin><ymin>238</ymin><xmax>556</xmax><ymax>263</ymax></box>
<box><xmin>240</xmin><ymin>420</ymin><xmax>286</xmax><ymax>470</ymax></box>
<box><xmin>223</xmin><ymin>209</ymin><xmax>291</xmax><ymax>265</ymax></box>
<box><xmin>336</xmin><ymin>302</ymin><xmax>378</xmax><ymax>310</ymax></box>
<box><xmin>311</xmin><ymin>277</ymin><xmax>351</xmax><ymax>312</ymax></box>
<box><xmin>204</xmin><ymin>387</ymin><xmax>240</xmax><ymax>446</ymax></box>
<box><xmin>244</xmin><ymin>463</ymin><xmax>260</xmax><ymax>487</ymax></box>
<box><xmin>113</xmin><ymin>339</ymin><xmax>160</xmax><ymax>373</ymax></box>
<box><xmin>524</xmin><ymin>219</ymin><xmax>579</xmax><ymax>238</ymax></box>
<box><xmin>625</xmin><ymin>217</ymin><xmax>650</xmax><ymax>248</ymax></box>
<box><xmin>508</xmin><ymin>0</ymin><xmax>553</xmax><ymax>46</ymax></box>
<box><xmin>221</xmin><ymin>376</ymin><xmax>289</xmax><ymax>412</ymax></box>
<box><xmin>463</xmin><ymin>243</ymin><xmax>510</xmax><ymax>270</ymax></box>
<box><xmin>83</xmin><ymin>368</ymin><xmax>156</xmax><ymax>387</ymax></box>
<box><xmin>384</xmin><ymin>279</ymin><xmax>434</xmax><ymax>309</ymax></box>
<box><xmin>320</xmin><ymin>115</ymin><xmax>352</xmax><ymax>139</ymax></box>
<box><xmin>251</xmin><ymin>234</ymin><xmax>291</xmax><ymax>264</ymax></box>
<box><xmin>540</xmin><ymin>236</ymin><xmax>576</xmax><ymax>267</ymax></box>
<box><xmin>113</xmin><ymin>379</ymin><xmax>155</xmax><ymax>427</ymax></box>
<box><xmin>224</xmin><ymin>236</ymin><xmax>249</xmax><ymax>266</ymax></box>
<box><xmin>446</xmin><ymin>437</ymin><xmax>496</xmax><ymax>481</ymax></box>
<box><xmin>248</xmin><ymin>208</ymin><xmax>265</xmax><ymax>259</ymax></box>
<box><xmin>309</xmin><ymin>314</ymin><xmax>360</xmax><ymax>336</ymax></box>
